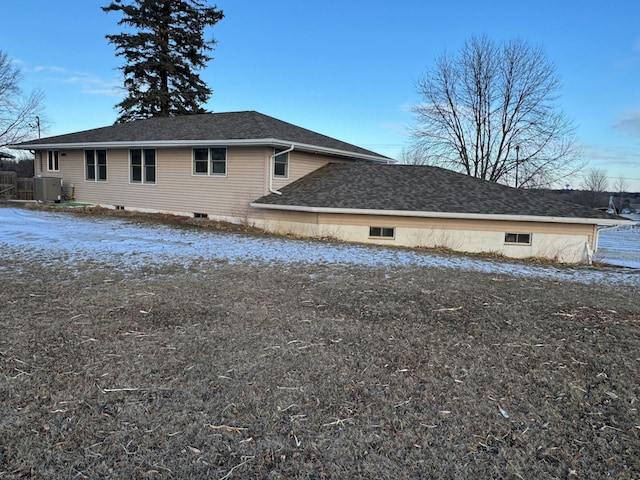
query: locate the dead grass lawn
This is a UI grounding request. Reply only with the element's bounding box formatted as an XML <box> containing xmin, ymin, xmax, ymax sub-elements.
<box><xmin>1</xmin><ymin>253</ymin><xmax>639</xmax><ymax>479</ymax></box>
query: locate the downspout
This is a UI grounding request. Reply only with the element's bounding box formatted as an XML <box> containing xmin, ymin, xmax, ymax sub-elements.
<box><xmin>35</xmin><ymin>150</ymin><xmax>43</xmax><ymax>175</ymax></box>
<box><xmin>269</xmin><ymin>144</ymin><xmax>294</xmax><ymax>195</ymax></box>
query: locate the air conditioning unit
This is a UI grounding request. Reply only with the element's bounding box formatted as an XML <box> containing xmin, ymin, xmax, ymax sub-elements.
<box><xmin>34</xmin><ymin>176</ymin><xmax>62</xmax><ymax>202</ymax></box>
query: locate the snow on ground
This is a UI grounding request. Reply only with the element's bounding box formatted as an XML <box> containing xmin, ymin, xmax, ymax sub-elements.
<box><xmin>595</xmin><ymin>221</ymin><xmax>640</xmax><ymax>269</ymax></box>
<box><xmin>0</xmin><ymin>206</ymin><xmax>638</xmax><ymax>287</ymax></box>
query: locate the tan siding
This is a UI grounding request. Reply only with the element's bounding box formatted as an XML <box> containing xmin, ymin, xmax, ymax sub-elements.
<box><xmin>53</xmin><ymin>146</ymin><xmax>341</xmax><ymax>221</ymax></box>
<box><xmin>271</xmin><ymin>150</ymin><xmax>348</xmax><ymax>191</ymax></box>
<box><xmin>316</xmin><ymin>214</ymin><xmax>595</xmax><ymax>237</ymax></box>
<box><xmin>249</xmin><ymin>209</ymin><xmax>594</xmax><ymax>237</ymax></box>
<box><xmin>249</xmin><ymin>208</ymin><xmax>597</xmax><ymax>264</ymax></box>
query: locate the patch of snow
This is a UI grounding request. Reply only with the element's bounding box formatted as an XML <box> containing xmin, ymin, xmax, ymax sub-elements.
<box><xmin>0</xmin><ymin>207</ymin><xmax>638</xmax><ymax>287</ymax></box>
<box><xmin>595</xmin><ymin>223</ymin><xmax>640</xmax><ymax>269</ymax></box>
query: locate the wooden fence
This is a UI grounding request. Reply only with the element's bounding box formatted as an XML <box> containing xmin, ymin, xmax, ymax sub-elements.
<box><xmin>0</xmin><ymin>171</ymin><xmax>34</xmax><ymax>200</ymax></box>
<box><xmin>17</xmin><ymin>177</ymin><xmax>34</xmax><ymax>200</ymax></box>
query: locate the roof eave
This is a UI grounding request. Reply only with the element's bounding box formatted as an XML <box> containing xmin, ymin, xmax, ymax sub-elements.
<box><xmin>249</xmin><ymin>203</ymin><xmax>634</xmax><ymax>226</ymax></box>
<box><xmin>10</xmin><ymin>138</ymin><xmax>392</xmax><ymax>164</ymax></box>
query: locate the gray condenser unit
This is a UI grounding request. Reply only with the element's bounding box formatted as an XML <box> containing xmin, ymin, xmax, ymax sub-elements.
<box><xmin>34</xmin><ymin>176</ymin><xmax>62</xmax><ymax>202</ymax></box>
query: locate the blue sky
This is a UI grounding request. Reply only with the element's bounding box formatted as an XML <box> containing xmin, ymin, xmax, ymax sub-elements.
<box><xmin>4</xmin><ymin>0</ymin><xmax>640</xmax><ymax>191</ymax></box>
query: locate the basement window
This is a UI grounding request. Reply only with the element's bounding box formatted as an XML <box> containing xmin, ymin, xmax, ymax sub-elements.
<box><xmin>505</xmin><ymin>233</ymin><xmax>531</xmax><ymax>245</ymax></box>
<box><xmin>369</xmin><ymin>227</ymin><xmax>395</xmax><ymax>239</ymax></box>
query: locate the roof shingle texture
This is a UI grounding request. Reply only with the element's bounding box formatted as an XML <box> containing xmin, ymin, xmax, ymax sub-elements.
<box><xmin>18</xmin><ymin>111</ymin><xmax>387</xmax><ymax>160</ymax></box>
<box><xmin>254</xmin><ymin>163</ymin><xmax>619</xmax><ymax>220</ymax></box>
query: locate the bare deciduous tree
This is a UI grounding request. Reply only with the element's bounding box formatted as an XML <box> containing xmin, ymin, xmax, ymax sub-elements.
<box><xmin>0</xmin><ymin>51</ymin><xmax>44</xmax><ymax>146</ymax></box>
<box><xmin>612</xmin><ymin>177</ymin><xmax>630</xmax><ymax>212</ymax></box>
<box><xmin>411</xmin><ymin>35</ymin><xmax>581</xmax><ymax>188</ymax></box>
<box><xmin>581</xmin><ymin>168</ymin><xmax>609</xmax><ymax>192</ymax></box>
<box><xmin>399</xmin><ymin>147</ymin><xmax>429</xmax><ymax>165</ymax></box>
<box><xmin>613</xmin><ymin>177</ymin><xmax>629</xmax><ymax>194</ymax></box>
<box><xmin>581</xmin><ymin>167</ymin><xmax>609</xmax><ymax>207</ymax></box>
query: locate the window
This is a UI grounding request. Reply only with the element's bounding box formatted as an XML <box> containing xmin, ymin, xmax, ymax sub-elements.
<box><xmin>505</xmin><ymin>233</ymin><xmax>531</xmax><ymax>245</ymax></box>
<box><xmin>47</xmin><ymin>151</ymin><xmax>59</xmax><ymax>171</ymax></box>
<box><xmin>130</xmin><ymin>149</ymin><xmax>156</xmax><ymax>184</ymax></box>
<box><xmin>193</xmin><ymin>147</ymin><xmax>226</xmax><ymax>176</ymax></box>
<box><xmin>369</xmin><ymin>226</ymin><xmax>395</xmax><ymax>238</ymax></box>
<box><xmin>273</xmin><ymin>149</ymin><xmax>288</xmax><ymax>178</ymax></box>
<box><xmin>210</xmin><ymin>147</ymin><xmax>226</xmax><ymax>175</ymax></box>
<box><xmin>85</xmin><ymin>150</ymin><xmax>107</xmax><ymax>181</ymax></box>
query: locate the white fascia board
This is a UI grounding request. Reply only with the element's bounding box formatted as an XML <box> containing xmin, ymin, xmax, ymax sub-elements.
<box><xmin>249</xmin><ymin>202</ymin><xmax>635</xmax><ymax>227</ymax></box>
<box><xmin>11</xmin><ymin>138</ymin><xmax>392</xmax><ymax>163</ymax></box>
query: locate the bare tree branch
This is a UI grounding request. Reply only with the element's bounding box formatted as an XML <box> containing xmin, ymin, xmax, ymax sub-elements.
<box><xmin>0</xmin><ymin>51</ymin><xmax>45</xmax><ymax>146</ymax></box>
<box><xmin>410</xmin><ymin>35</ymin><xmax>581</xmax><ymax>188</ymax></box>
<box><xmin>613</xmin><ymin>177</ymin><xmax>629</xmax><ymax>194</ymax></box>
<box><xmin>580</xmin><ymin>168</ymin><xmax>609</xmax><ymax>207</ymax></box>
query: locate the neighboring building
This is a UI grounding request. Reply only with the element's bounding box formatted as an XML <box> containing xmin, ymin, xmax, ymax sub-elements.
<box><xmin>12</xmin><ymin>111</ymin><xmax>632</xmax><ymax>264</ymax></box>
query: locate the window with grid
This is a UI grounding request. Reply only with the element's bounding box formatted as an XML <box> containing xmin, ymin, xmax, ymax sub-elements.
<box><xmin>130</xmin><ymin>149</ymin><xmax>156</xmax><ymax>184</ymax></box>
<box><xmin>85</xmin><ymin>149</ymin><xmax>107</xmax><ymax>181</ymax></box>
<box><xmin>193</xmin><ymin>147</ymin><xmax>227</xmax><ymax>176</ymax></box>
<box><xmin>369</xmin><ymin>227</ymin><xmax>395</xmax><ymax>238</ymax></box>
<box><xmin>504</xmin><ymin>233</ymin><xmax>531</xmax><ymax>244</ymax></box>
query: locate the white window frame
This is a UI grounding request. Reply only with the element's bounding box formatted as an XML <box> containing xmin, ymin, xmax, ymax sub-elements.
<box><xmin>505</xmin><ymin>233</ymin><xmax>532</xmax><ymax>245</ymax></box>
<box><xmin>47</xmin><ymin>150</ymin><xmax>59</xmax><ymax>172</ymax></box>
<box><xmin>273</xmin><ymin>148</ymin><xmax>289</xmax><ymax>179</ymax></box>
<box><xmin>369</xmin><ymin>226</ymin><xmax>395</xmax><ymax>239</ymax></box>
<box><xmin>192</xmin><ymin>147</ymin><xmax>227</xmax><ymax>176</ymax></box>
<box><xmin>130</xmin><ymin>148</ymin><xmax>156</xmax><ymax>184</ymax></box>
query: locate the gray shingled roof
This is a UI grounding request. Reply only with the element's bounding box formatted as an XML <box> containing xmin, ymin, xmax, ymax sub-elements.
<box><xmin>13</xmin><ymin>111</ymin><xmax>389</xmax><ymax>162</ymax></box>
<box><xmin>253</xmin><ymin>163</ymin><xmax>624</xmax><ymax>222</ymax></box>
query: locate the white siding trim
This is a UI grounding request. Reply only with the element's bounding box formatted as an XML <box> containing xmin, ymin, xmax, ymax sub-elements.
<box><xmin>249</xmin><ymin>203</ymin><xmax>632</xmax><ymax>227</ymax></box>
<box><xmin>19</xmin><ymin>139</ymin><xmax>391</xmax><ymax>164</ymax></box>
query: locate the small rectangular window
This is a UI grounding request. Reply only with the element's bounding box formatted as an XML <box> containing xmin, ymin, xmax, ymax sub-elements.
<box><xmin>273</xmin><ymin>149</ymin><xmax>288</xmax><ymax>178</ymax></box>
<box><xmin>369</xmin><ymin>226</ymin><xmax>395</xmax><ymax>238</ymax></box>
<box><xmin>47</xmin><ymin>151</ymin><xmax>59</xmax><ymax>171</ymax></box>
<box><xmin>505</xmin><ymin>233</ymin><xmax>531</xmax><ymax>244</ymax></box>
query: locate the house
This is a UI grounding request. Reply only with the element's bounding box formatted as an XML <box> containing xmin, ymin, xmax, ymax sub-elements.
<box><xmin>13</xmin><ymin>111</ymin><xmax>390</xmax><ymax>221</ymax></box>
<box><xmin>251</xmin><ymin>163</ymin><xmax>632</xmax><ymax>263</ymax></box>
<box><xmin>12</xmin><ymin>111</ymin><xmax>632</xmax><ymax>264</ymax></box>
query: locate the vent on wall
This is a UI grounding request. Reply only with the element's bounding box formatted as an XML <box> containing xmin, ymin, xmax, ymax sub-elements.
<box><xmin>194</xmin><ymin>212</ymin><xmax>208</xmax><ymax>219</ymax></box>
<box><xmin>115</xmin><ymin>205</ymin><xmax>125</xmax><ymax>211</ymax></box>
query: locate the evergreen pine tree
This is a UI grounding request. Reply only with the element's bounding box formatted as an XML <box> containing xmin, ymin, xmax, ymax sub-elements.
<box><xmin>103</xmin><ymin>0</ymin><xmax>224</xmax><ymax>123</ymax></box>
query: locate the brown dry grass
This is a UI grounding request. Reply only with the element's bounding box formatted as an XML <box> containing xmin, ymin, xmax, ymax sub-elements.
<box><xmin>1</xmin><ymin>235</ymin><xmax>639</xmax><ymax>478</ymax></box>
